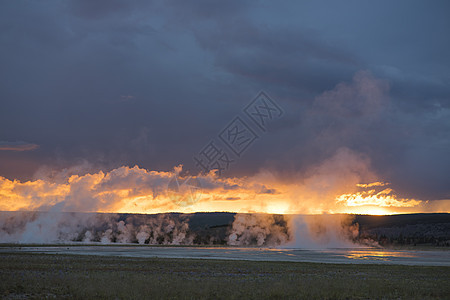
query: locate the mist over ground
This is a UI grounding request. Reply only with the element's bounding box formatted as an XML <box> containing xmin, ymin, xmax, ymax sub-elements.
<box><xmin>1</xmin><ymin>211</ymin><xmax>448</xmax><ymax>248</ymax></box>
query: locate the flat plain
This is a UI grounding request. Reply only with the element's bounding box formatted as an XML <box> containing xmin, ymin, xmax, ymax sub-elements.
<box><xmin>0</xmin><ymin>251</ymin><xmax>449</xmax><ymax>299</ymax></box>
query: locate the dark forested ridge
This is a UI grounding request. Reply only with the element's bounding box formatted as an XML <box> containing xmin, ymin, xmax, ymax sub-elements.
<box><xmin>354</xmin><ymin>213</ymin><xmax>450</xmax><ymax>247</ymax></box>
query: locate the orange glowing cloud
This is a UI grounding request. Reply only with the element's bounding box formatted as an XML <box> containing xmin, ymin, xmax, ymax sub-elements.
<box><xmin>0</xmin><ymin>166</ymin><xmax>289</xmax><ymax>214</ymax></box>
<box><xmin>0</xmin><ymin>154</ymin><xmax>448</xmax><ymax>216</ymax></box>
<box><xmin>336</xmin><ymin>188</ymin><xmax>421</xmax><ymax>208</ymax></box>
<box><xmin>356</xmin><ymin>182</ymin><xmax>389</xmax><ymax>188</ymax></box>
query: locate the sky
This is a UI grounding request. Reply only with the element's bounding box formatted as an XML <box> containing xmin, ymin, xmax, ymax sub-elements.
<box><xmin>0</xmin><ymin>0</ymin><xmax>449</xmax><ymax>214</ymax></box>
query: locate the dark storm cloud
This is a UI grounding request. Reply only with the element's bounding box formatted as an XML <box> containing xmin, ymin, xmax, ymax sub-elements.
<box><xmin>0</xmin><ymin>141</ymin><xmax>39</xmax><ymax>151</ymax></box>
<box><xmin>68</xmin><ymin>0</ymin><xmax>140</xmax><ymax>19</ymax></box>
<box><xmin>0</xmin><ymin>1</ymin><xmax>449</xmax><ymax>201</ymax></box>
<box><xmin>193</xmin><ymin>22</ymin><xmax>360</xmax><ymax>95</ymax></box>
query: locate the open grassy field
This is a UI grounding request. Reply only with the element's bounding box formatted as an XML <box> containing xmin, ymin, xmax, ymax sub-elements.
<box><xmin>0</xmin><ymin>252</ymin><xmax>449</xmax><ymax>299</ymax></box>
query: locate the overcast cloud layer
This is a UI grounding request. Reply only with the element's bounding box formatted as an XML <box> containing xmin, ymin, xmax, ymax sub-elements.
<box><xmin>1</xmin><ymin>0</ymin><xmax>449</xmax><ymax>202</ymax></box>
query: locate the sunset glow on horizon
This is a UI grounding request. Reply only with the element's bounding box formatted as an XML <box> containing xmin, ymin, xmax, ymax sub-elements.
<box><xmin>1</xmin><ymin>165</ymin><xmax>448</xmax><ymax>216</ymax></box>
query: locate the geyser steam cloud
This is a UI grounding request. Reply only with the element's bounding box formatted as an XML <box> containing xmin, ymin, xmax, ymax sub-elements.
<box><xmin>0</xmin><ymin>212</ymin><xmax>195</xmax><ymax>245</ymax></box>
<box><xmin>0</xmin><ymin>211</ymin><xmax>365</xmax><ymax>248</ymax></box>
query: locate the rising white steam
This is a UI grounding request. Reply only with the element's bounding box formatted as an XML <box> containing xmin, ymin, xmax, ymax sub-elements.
<box><xmin>0</xmin><ymin>212</ymin><xmax>195</xmax><ymax>245</ymax></box>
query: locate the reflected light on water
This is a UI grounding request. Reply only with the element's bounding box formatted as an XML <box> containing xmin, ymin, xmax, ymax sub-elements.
<box><xmin>344</xmin><ymin>249</ymin><xmax>419</xmax><ymax>261</ymax></box>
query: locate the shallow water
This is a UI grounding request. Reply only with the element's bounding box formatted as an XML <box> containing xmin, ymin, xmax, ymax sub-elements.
<box><xmin>2</xmin><ymin>245</ymin><xmax>449</xmax><ymax>266</ymax></box>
